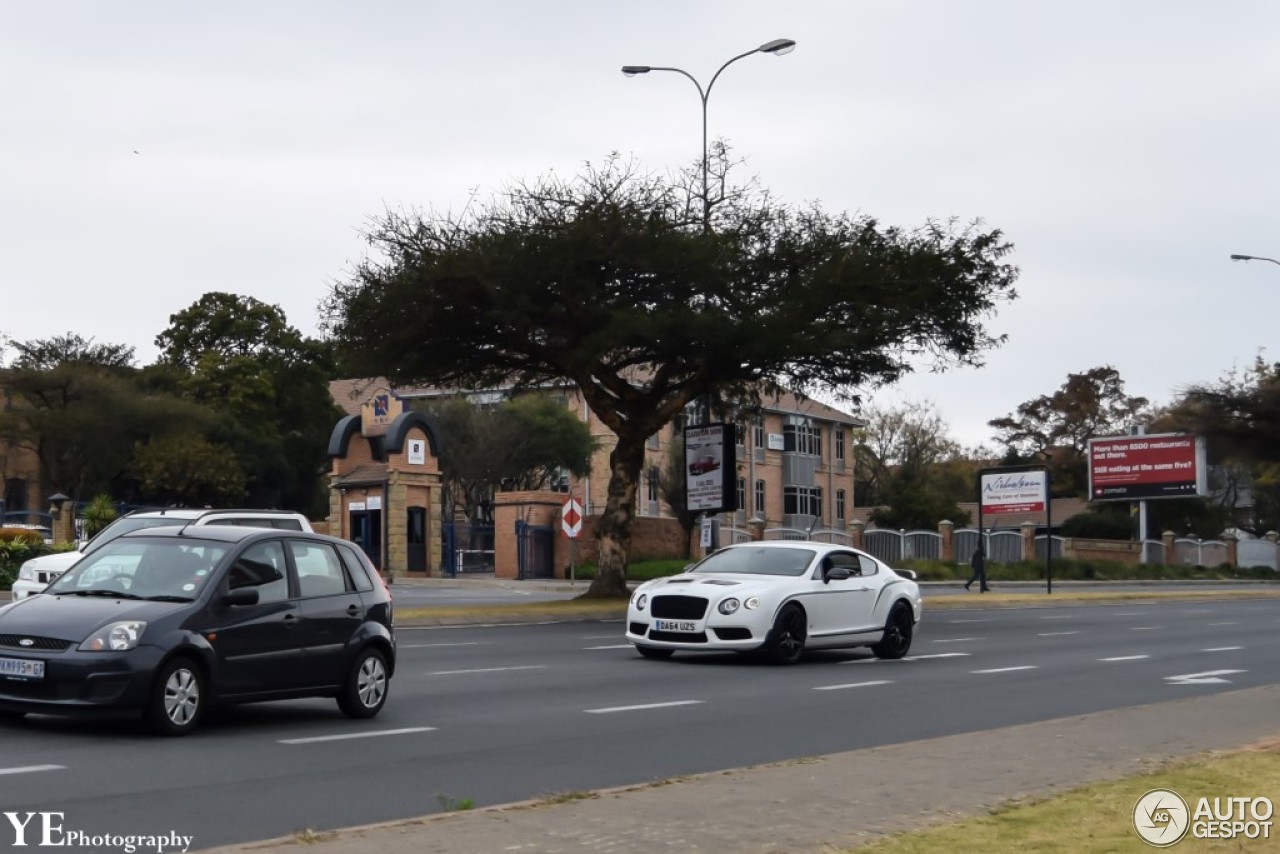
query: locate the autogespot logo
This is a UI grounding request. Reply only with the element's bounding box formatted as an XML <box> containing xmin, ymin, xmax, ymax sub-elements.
<box><xmin>1133</xmin><ymin>788</ymin><xmax>1190</xmax><ymax>847</ymax></box>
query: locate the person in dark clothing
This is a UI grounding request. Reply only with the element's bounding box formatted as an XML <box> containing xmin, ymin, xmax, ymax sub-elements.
<box><xmin>965</xmin><ymin>544</ymin><xmax>990</xmax><ymax>592</ymax></box>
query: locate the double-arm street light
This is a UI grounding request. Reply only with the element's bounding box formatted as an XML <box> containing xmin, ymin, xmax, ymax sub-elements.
<box><xmin>621</xmin><ymin>38</ymin><xmax>796</xmax><ymax>227</ymax></box>
<box><xmin>1230</xmin><ymin>253</ymin><xmax>1280</xmax><ymax>266</ymax></box>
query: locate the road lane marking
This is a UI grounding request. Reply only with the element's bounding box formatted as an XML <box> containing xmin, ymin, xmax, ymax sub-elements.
<box><xmin>398</xmin><ymin>642</ymin><xmax>485</xmax><ymax>649</ymax></box>
<box><xmin>428</xmin><ymin>665</ymin><xmax>546</xmax><ymax>676</ymax></box>
<box><xmin>1208</xmin><ymin>621</ymin><xmax>1239</xmax><ymax>627</ymax></box>
<box><xmin>1112</xmin><ymin>612</ymin><xmax>1141</xmax><ymax>616</ymax></box>
<box><xmin>0</xmin><ymin>765</ymin><xmax>65</xmax><ymax>776</ymax></box>
<box><xmin>585</xmin><ymin>700</ymin><xmax>703</xmax><ymax>714</ymax></box>
<box><xmin>280</xmin><ymin>727</ymin><xmax>436</xmax><ymax>745</ymax></box>
<box><xmin>971</xmin><ymin>666</ymin><xmax>1039</xmax><ymax>674</ymax></box>
<box><xmin>931</xmin><ymin>637</ymin><xmax>982</xmax><ymax>643</ymax></box>
<box><xmin>814</xmin><ymin>680</ymin><xmax>892</xmax><ymax>691</ymax></box>
<box><xmin>906</xmin><ymin>653</ymin><xmax>971</xmax><ymax>661</ymax></box>
<box><xmin>1201</xmin><ymin>646</ymin><xmax>1243</xmax><ymax>652</ymax></box>
<box><xmin>1132</xmin><ymin>626</ymin><xmax>1162</xmax><ymax>631</ymax></box>
<box><xmin>1039</xmin><ymin>615</ymin><xmax>1074</xmax><ymax>620</ymax></box>
<box><xmin>1165</xmin><ymin>669</ymin><xmax>1246</xmax><ymax>686</ymax></box>
<box><xmin>1038</xmin><ymin>631</ymin><xmax>1079</xmax><ymax>637</ymax></box>
<box><xmin>1100</xmin><ymin>655</ymin><xmax>1150</xmax><ymax>662</ymax></box>
<box><xmin>585</xmin><ymin>644</ymin><xmax>634</xmax><ymax>650</ymax></box>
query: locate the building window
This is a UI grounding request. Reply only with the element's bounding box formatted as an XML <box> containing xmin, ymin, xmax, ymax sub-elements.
<box><xmin>646</xmin><ymin>468</ymin><xmax>660</xmax><ymax>503</ymax></box>
<box><xmin>783</xmin><ymin>421</ymin><xmax>822</xmax><ymax>456</ymax></box>
<box><xmin>752</xmin><ymin>420</ymin><xmax>765</xmax><ymax>449</ymax></box>
<box><xmin>548</xmin><ymin>467</ymin><xmax>570</xmax><ymax>493</ymax></box>
<box><xmin>784</xmin><ymin>485</ymin><xmax>823</xmax><ymax>517</ymax></box>
<box><xmin>736</xmin><ymin>477</ymin><xmax>746</xmax><ymax>512</ymax></box>
<box><xmin>834</xmin><ymin>428</ymin><xmax>846</xmax><ymax>463</ymax></box>
<box><xmin>836</xmin><ymin>489</ymin><xmax>846</xmax><ymax>522</ymax></box>
<box><xmin>754</xmin><ymin>479</ymin><xmax>765</xmax><ymax>516</ymax></box>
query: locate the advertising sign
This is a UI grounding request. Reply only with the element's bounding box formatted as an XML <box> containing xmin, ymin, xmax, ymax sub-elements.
<box><xmin>684</xmin><ymin>423</ymin><xmax>737</xmax><ymax>513</ymax></box>
<box><xmin>1088</xmin><ymin>434</ymin><xmax>1206</xmax><ymax>501</ymax></box>
<box><xmin>980</xmin><ymin>469</ymin><xmax>1048</xmax><ymax>515</ymax></box>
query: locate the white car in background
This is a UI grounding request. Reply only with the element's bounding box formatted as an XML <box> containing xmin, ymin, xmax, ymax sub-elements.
<box><xmin>625</xmin><ymin>541</ymin><xmax>922</xmax><ymax>664</ymax></box>
<box><xmin>11</xmin><ymin>508</ymin><xmax>312</xmax><ymax>600</ymax></box>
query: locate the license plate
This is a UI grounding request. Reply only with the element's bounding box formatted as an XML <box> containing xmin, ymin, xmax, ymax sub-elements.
<box><xmin>654</xmin><ymin>619</ymin><xmax>698</xmax><ymax>633</ymax></box>
<box><xmin>0</xmin><ymin>656</ymin><xmax>44</xmax><ymax>681</ymax></box>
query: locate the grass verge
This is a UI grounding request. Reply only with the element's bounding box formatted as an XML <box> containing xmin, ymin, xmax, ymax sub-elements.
<box><xmin>848</xmin><ymin>738</ymin><xmax>1280</xmax><ymax>853</ymax></box>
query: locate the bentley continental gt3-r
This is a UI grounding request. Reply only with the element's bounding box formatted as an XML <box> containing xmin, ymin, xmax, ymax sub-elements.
<box><xmin>625</xmin><ymin>541</ymin><xmax>921</xmax><ymax>664</ymax></box>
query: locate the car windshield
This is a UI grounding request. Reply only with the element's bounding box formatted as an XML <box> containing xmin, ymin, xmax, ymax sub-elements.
<box><xmin>47</xmin><ymin>537</ymin><xmax>230</xmax><ymax>600</ymax></box>
<box><xmin>690</xmin><ymin>546</ymin><xmax>817</xmax><ymax>577</ymax></box>
<box><xmin>82</xmin><ymin>516</ymin><xmax>195</xmax><ymax>555</ymax></box>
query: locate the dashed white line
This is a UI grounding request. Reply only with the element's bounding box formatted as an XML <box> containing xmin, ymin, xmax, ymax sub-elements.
<box><xmin>1038</xmin><ymin>615</ymin><xmax>1074</xmax><ymax>620</ymax></box>
<box><xmin>1038</xmin><ymin>631</ymin><xmax>1079</xmax><ymax>637</ymax></box>
<box><xmin>1207</xmin><ymin>622</ymin><xmax>1239</xmax><ymax>627</ymax></box>
<box><xmin>814</xmin><ymin>680</ymin><xmax>893</xmax><ymax>691</ymax></box>
<box><xmin>428</xmin><ymin>665</ymin><xmax>546</xmax><ymax>676</ymax></box>
<box><xmin>971</xmin><ymin>666</ymin><xmax>1039</xmax><ymax>674</ymax></box>
<box><xmin>0</xmin><ymin>765</ymin><xmax>65</xmax><ymax>776</ymax></box>
<box><xmin>585</xmin><ymin>644</ymin><xmax>634</xmax><ymax>650</ymax></box>
<box><xmin>931</xmin><ymin>637</ymin><xmax>982</xmax><ymax>643</ymax></box>
<box><xmin>585</xmin><ymin>700</ymin><xmax>704</xmax><ymax>714</ymax></box>
<box><xmin>1201</xmin><ymin>646</ymin><xmax>1243</xmax><ymax>652</ymax></box>
<box><xmin>1099</xmin><ymin>655</ymin><xmax>1150</xmax><ymax>662</ymax></box>
<box><xmin>280</xmin><ymin>727</ymin><xmax>437</xmax><ymax>745</ymax></box>
<box><xmin>1132</xmin><ymin>626</ymin><xmax>1162</xmax><ymax>631</ymax></box>
<box><xmin>1112</xmin><ymin>612</ymin><xmax>1142</xmax><ymax>617</ymax></box>
<box><xmin>906</xmin><ymin>652</ymin><xmax>972</xmax><ymax>661</ymax></box>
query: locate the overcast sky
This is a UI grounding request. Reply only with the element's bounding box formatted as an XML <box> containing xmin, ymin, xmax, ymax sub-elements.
<box><xmin>4</xmin><ymin>1</ymin><xmax>1279</xmax><ymax>446</ymax></box>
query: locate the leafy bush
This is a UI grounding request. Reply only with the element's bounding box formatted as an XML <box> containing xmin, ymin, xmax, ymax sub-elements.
<box><xmin>0</xmin><ymin>538</ymin><xmax>54</xmax><ymax>591</ymax></box>
<box><xmin>1060</xmin><ymin>511</ymin><xmax>1134</xmax><ymax>540</ymax></box>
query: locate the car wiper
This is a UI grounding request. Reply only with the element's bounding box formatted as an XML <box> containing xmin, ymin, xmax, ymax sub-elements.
<box><xmin>68</xmin><ymin>589</ymin><xmax>145</xmax><ymax>599</ymax></box>
<box><xmin>145</xmin><ymin>595</ymin><xmax>194</xmax><ymax>602</ymax></box>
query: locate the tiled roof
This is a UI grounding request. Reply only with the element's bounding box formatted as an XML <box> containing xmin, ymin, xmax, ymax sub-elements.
<box><xmin>332</xmin><ymin>462</ymin><xmax>388</xmax><ymax>487</ymax></box>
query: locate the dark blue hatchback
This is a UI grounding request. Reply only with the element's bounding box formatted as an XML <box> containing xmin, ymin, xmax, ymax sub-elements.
<box><xmin>0</xmin><ymin>526</ymin><xmax>395</xmax><ymax>735</ymax></box>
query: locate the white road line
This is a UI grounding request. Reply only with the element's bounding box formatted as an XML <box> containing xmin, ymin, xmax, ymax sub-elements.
<box><xmin>907</xmin><ymin>652</ymin><xmax>972</xmax><ymax>660</ymax></box>
<box><xmin>1166</xmin><ymin>669</ymin><xmax>1246</xmax><ymax>686</ymax></box>
<box><xmin>1112</xmin><ymin>612</ymin><xmax>1142</xmax><ymax>616</ymax></box>
<box><xmin>1201</xmin><ymin>646</ymin><xmax>1243</xmax><ymax>652</ymax></box>
<box><xmin>1208</xmin><ymin>621</ymin><xmax>1239</xmax><ymax>627</ymax></box>
<box><xmin>1039</xmin><ymin>615</ymin><xmax>1074</xmax><ymax>620</ymax></box>
<box><xmin>398</xmin><ymin>642</ymin><xmax>484</xmax><ymax>649</ymax></box>
<box><xmin>971</xmin><ymin>665</ymin><xmax>1039</xmax><ymax>674</ymax></box>
<box><xmin>280</xmin><ymin>727</ymin><xmax>436</xmax><ymax>745</ymax></box>
<box><xmin>1132</xmin><ymin>626</ymin><xmax>1162</xmax><ymax>631</ymax></box>
<box><xmin>428</xmin><ymin>665</ymin><xmax>546</xmax><ymax>676</ymax></box>
<box><xmin>585</xmin><ymin>644</ymin><xmax>633</xmax><ymax>650</ymax></box>
<box><xmin>931</xmin><ymin>637</ymin><xmax>982</xmax><ymax>643</ymax></box>
<box><xmin>585</xmin><ymin>700</ymin><xmax>704</xmax><ymax>714</ymax></box>
<box><xmin>1100</xmin><ymin>655</ymin><xmax>1150</xmax><ymax>662</ymax></box>
<box><xmin>0</xmin><ymin>765</ymin><xmax>65</xmax><ymax>776</ymax></box>
<box><xmin>947</xmin><ymin>619</ymin><xmax>991</xmax><ymax>624</ymax></box>
<box><xmin>1038</xmin><ymin>631</ymin><xmax>1079</xmax><ymax>637</ymax></box>
<box><xmin>814</xmin><ymin>680</ymin><xmax>893</xmax><ymax>691</ymax></box>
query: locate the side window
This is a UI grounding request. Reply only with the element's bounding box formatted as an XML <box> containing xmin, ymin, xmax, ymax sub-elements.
<box><xmin>272</xmin><ymin>518</ymin><xmax>304</xmax><ymax>531</ymax></box>
<box><xmin>856</xmin><ymin>554</ymin><xmax>880</xmax><ymax>577</ymax></box>
<box><xmin>337</xmin><ymin>543</ymin><xmax>376</xmax><ymax>593</ymax></box>
<box><xmin>227</xmin><ymin>540</ymin><xmax>290</xmax><ymax>604</ymax></box>
<box><xmin>291</xmin><ymin>541</ymin><xmax>352</xmax><ymax>598</ymax></box>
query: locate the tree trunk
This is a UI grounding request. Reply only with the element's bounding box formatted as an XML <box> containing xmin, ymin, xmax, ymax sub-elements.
<box><xmin>584</xmin><ymin>435</ymin><xmax>645</xmax><ymax>598</ymax></box>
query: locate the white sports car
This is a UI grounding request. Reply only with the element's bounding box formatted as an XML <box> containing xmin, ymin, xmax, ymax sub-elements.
<box><xmin>625</xmin><ymin>541</ymin><xmax>922</xmax><ymax>664</ymax></box>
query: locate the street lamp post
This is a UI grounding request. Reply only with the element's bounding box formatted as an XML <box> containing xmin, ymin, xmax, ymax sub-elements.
<box><xmin>1230</xmin><ymin>253</ymin><xmax>1280</xmax><ymax>266</ymax></box>
<box><xmin>621</xmin><ymin>37</ymin><xmax>796</xmax><ymax>227</ymax></box>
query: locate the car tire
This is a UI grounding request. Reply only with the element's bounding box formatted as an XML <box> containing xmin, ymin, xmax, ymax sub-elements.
<box><xmin>871</xmin><ymin>603</ymin><xmax>914</xmax><ymax>660</ymax></box>
<box><xmin>764</xmin><ymin>603</ymin><xmax>806</xmax><ymax>665</ymax></box>
<box><xmin>146</xmin><ymin>657</ymin><xmax>204</xmax><ymax>736</ymax></box>
<box><xmin>337</xmin><ymin>647</ymin><xmax>389</xmax><ymax>719</ymax></box>
<box><xmin>635</xmin><ymin>645</ymin><xmax>674</xmax><ymax>660</ymax></box>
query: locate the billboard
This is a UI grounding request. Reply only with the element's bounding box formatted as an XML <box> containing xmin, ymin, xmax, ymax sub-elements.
<box><xmin>684</xmin><ymin>423</ymin><xmax>737</xmax><ymax>513</ymax></box>
<box><xmin>1087</xmin><ymin>433</ymin><xmax>1206</xmax><ymax>501</ymax></box>
<box><xmin>980</xmin><ymin>469</ymin><xmax>1049</xmax><ymax>515</ymax></box>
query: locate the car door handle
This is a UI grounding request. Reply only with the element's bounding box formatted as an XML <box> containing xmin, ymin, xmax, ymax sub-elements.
<box><xmin>282</xmin><ymin>613</ymin><xmax>299</xmax><ymax>627</ymax></box>
<box><xmin>346</xmin><ymin>604</ymin><xmax>361</xmax><ymax>617</ymax></box>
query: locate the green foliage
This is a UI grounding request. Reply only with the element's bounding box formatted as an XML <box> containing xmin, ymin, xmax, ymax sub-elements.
<box><xmin>80</xmin><ymin>494</ymin><xmax>118</xmax><ymax>538</ymax></box>
<box><xmin>857</xmin><ymin>401</ymin><xmax>973</xmax><ymax>529</ymax></box>
<box><xmin>570</xmin><ymin>559</ymin><xmax>692</xmax><ymax>582</ymax></box>
<box><xmin>900</xmin><ymin>557</ymin><xmax>1276</xmax><ymax>582</ymax></box>
<box><xmin>132</xmin><ymin>434</ymin><xmax>247</xmax><ymax>506</ymax></box>
<box><xmin>0</xmin><ymin>539</ymin><xmax>52</xmax><ymax>590</ymax></box>
<box><xmin>658</xmin><ymin>438</ymin><xmax>698</xmax><ymax>558</ymax></box>
<box><xmin>1059</xmin><ymin>509</ymin><xmax>1133</xmax><ymax>540</ymax></box>
<box><xmin>324</xmin><ymin>154</ymin><xmax>1018</xmax><ymax>597</ymax></box>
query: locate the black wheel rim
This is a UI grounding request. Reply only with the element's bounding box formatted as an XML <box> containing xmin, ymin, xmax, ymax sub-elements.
<box><xmin>777</xmin><ymin>608</ymin><xmax>805</xmax><ymax>659</ymax></box>
<box><xmin>885</xmin><ymin>610</ymin><xmax>911</xmax><ymax>655</ymax></box>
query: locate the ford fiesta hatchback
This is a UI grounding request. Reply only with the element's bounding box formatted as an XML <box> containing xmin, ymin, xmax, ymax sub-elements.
<box><xmin>0</xmin><ymin>525</ymin><xmax>395</xmax><ymax>735</ymax></box>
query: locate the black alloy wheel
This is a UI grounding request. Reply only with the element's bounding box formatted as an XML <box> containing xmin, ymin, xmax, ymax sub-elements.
<box><xmin>765</xmin><ymin>604</ymin><xmax>807</xmax><ymax>665</ymax></box>
<box><xmin>871</xmin><ymin>604</ymin><xmax>914</xmax><ymax>660</ymax></box>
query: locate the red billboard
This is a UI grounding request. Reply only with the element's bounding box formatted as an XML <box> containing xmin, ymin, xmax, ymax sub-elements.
<box><xmin>1087</xmin><ymin>434</ymin><xmax>1207</xmax><ymax>501</ymax></box>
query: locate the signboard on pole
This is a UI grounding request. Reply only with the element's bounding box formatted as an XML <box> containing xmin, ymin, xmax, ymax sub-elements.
<box><xmin>561</xmin><ymin>498</ymin><xmax>583</xmax><ymax>539</ymax></box>
<box><xmin>684</xmin><ymin>423</ymin><xmax>737</xmax><ymax>513</ymax></box>
<box><xmin>979</xmin><ymin>469</ymin><xmax>1049</xmax><ymax>515</ymax></box>
<box><xmin>1087</xmin><ymin>433</ymin><xmax>1207</xmax><ymax>501</ymax></box>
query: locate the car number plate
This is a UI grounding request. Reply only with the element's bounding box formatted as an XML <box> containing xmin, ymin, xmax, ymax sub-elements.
<box><xmin>0</xmin><ymin>656</ymin><xmax>44</xmax><ymax>681</ymax></box>
<box><xmin>654</xmin><ymin>619</ymin><xmax>698</xmax><ymax>633</ymax></box>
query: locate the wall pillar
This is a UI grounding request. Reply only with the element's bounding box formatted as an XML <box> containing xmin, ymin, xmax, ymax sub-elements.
<box><xmin>938</xmin><ymin>520</ymin><xmax>954</xmax><ymax>563</ymax></box>
<box><xmin>1223</xmin><ymin>531</ymin><xmax>1238</xmax><ymax>568</ymax></box>
<box><xmin>1162</xmin><ymin>530</ymin><xmax>1176</xmax><ymax>565</ymax></box>
<box><xmin>850</xmin><ymin>520</ymin><xmax>865</xmax><ymax>550</ymax></box>
<box><xmin>1020</xmin><ymin>521</ymin><xmax>1037</xmax><ymax>562</ymax></box>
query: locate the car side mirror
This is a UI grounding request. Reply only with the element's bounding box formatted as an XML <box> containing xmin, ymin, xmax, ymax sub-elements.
<box><xmin>222</xmin><ymin>587</ymin><xmax>259</xmax><ymax>607</ymax></box>
<box><xmin>824</xmin><ymin>566</ymin><xmax>851</xmax><ymax>583</ymax></box>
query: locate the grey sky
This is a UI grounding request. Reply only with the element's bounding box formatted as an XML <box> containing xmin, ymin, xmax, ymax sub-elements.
<box><xmin>3</xmin><ymin>1</ymin><xmax>1278</xmax><ymax>446</ymax></box>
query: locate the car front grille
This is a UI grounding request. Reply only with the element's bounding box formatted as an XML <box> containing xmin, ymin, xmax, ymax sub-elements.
<box><xmin>35</xmin><ymin>570</ymin><xmax>63</xmax><ymax>585</ymax></box>
<box><xmin>0</xmin><ymin>635</ymin><xmax>72</xmax><ymax>652</ymax></box>
<box><xmin>647</xmin><ymin>630</ymin><xmax>708</xmax><ymax>643</ymax></box>
<box><xmin>650</xmin><ymin>595</ymin><xmax>708</xmax><ymax>620</ymax></box>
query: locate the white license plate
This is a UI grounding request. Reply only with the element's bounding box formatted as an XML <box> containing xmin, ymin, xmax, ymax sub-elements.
<box><xmin>654</xmin><ymin>619</ymin><xmax>698</xmax><ymax>633</ymax></box>
<box><xmin>0</xmin><ymin>656</ymin><xmax>44</xmax><ymax>681</ymax></box>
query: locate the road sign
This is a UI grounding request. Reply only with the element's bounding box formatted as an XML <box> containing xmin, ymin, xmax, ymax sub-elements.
<box><xmin>561</xmin><ymin>498</ymin><xmax>583</xmax><ymax>539</ymax></box>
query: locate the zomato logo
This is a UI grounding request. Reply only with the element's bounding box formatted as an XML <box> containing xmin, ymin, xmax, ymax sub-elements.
<box><xmin>1132</xmin><ymin>789</ymin><xmax>1274</xmax><ymax>846</ymax></box>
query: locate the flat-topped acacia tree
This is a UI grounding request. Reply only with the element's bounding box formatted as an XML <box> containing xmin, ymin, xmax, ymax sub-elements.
<box><xmin>323</xmin><ymin>156</ymin><xmax>1019</xmax><ymax>598</ymax></box>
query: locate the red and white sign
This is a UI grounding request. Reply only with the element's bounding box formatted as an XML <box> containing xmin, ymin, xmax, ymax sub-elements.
<box><xmin>1088</xmin><ymin>434</ymin><xmax>1206</xmax><ymax>501</ymax></box>
<box><xmin>980</xmin><ymin>470</ymin><xmax>1048</xmax><ymax>515</ymax></box>
<box><xmin>561</xmin><ymin>498</ymin><xmax>583</xmax><ymax>539</ymax></box>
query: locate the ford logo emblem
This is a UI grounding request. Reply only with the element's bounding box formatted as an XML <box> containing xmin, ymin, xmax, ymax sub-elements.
<box><xmin>18</xmin><ymin>639</ymin><xmax>34</xmax><ymax>647</ymax></box>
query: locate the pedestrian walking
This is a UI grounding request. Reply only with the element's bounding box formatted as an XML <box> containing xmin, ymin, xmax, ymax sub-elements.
<box><xmin>965</xmin><ymin>544</ymin><xmax>990</xmax><ymax>592</ymax></box>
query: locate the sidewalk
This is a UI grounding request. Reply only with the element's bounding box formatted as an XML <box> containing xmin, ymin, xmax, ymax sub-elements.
<box><xmin>199</xmin><ymin>684</ymin><xmax>1280</xmax><ymax>853</ymax></box>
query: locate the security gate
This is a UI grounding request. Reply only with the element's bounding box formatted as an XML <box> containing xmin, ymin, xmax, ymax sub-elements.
<box><xmin>515</xmin><ymin>520</ymin><xmax>554</xmax><ymax>579</ymax></box>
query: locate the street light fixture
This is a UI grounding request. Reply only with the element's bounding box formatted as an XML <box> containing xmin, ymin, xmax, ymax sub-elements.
<box><xmin>621</xmin><ymin>38</ymin><xmax>797</xmax><ymax>226</ymax></box>
<box><xmin>1230</xmin><ymin>253</ymin><xmax>1280</xmax><ymax>266</ymax></box>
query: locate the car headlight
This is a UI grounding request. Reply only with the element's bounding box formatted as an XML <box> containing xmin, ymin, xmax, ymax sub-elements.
<box><xmin>18</xmin><ymin>565</ymin><xmax>35</xmax><ymax>581</ymax></box>
<box><xmin>633</xmin><ymin>593</ymin><xmax>648</xmax><ymax>611</ymax></box>
<box><xmin>717</xmin><ymin>598</ymin><xmax>740</xmax><ymax>616</ymax></box>
<box><xmin>744</xmin><ymin>596</ymin><xmax>760</xmax><ymax>610</ymax></box>
<box><xmin>79</xmin><ymin>621</ymin><xmax>147</xmax><ymax>652</ymax></box>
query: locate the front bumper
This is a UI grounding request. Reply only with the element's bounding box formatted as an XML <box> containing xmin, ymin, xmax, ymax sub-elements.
<box><xmin>625</xmin><ymin>615</ymin><xmax>763</xmax><ymax>650</ymax></box>
<box><xmin>9</xmin><ymin>580</ymin><xmax>48</xmax><ymax>601</ymax></box>
<box><xmin>0</xmin><ymin>644</ymin><xmax>166</xmax><ymax>716</ymax></box>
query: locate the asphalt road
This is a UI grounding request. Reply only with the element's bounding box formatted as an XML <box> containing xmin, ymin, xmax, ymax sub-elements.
<box><xmin>2</xmin><ymin>597</ymin><xmax>1278</xmax><ymax>850</ymax></box>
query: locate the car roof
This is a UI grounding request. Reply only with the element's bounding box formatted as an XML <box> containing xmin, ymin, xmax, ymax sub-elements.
<box><xmin>718</xmin><ymin>541</ymin><xmax>854</xmax><ymax>554</ymax></box>
<box><xmin>114</xmin><ymin>525</ymin><xmax>346</xmax><ymax>547</ymax></box>
<box><xmin>123</xmin><ymin>508</ymin><xmax>305</xmax><ymax>521</ymax></box>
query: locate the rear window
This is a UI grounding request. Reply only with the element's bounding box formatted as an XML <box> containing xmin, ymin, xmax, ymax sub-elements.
<box><xmin>337</xmin><ymin>543</ymin><xmax>378</xmax><ymax>593</ymax></box>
